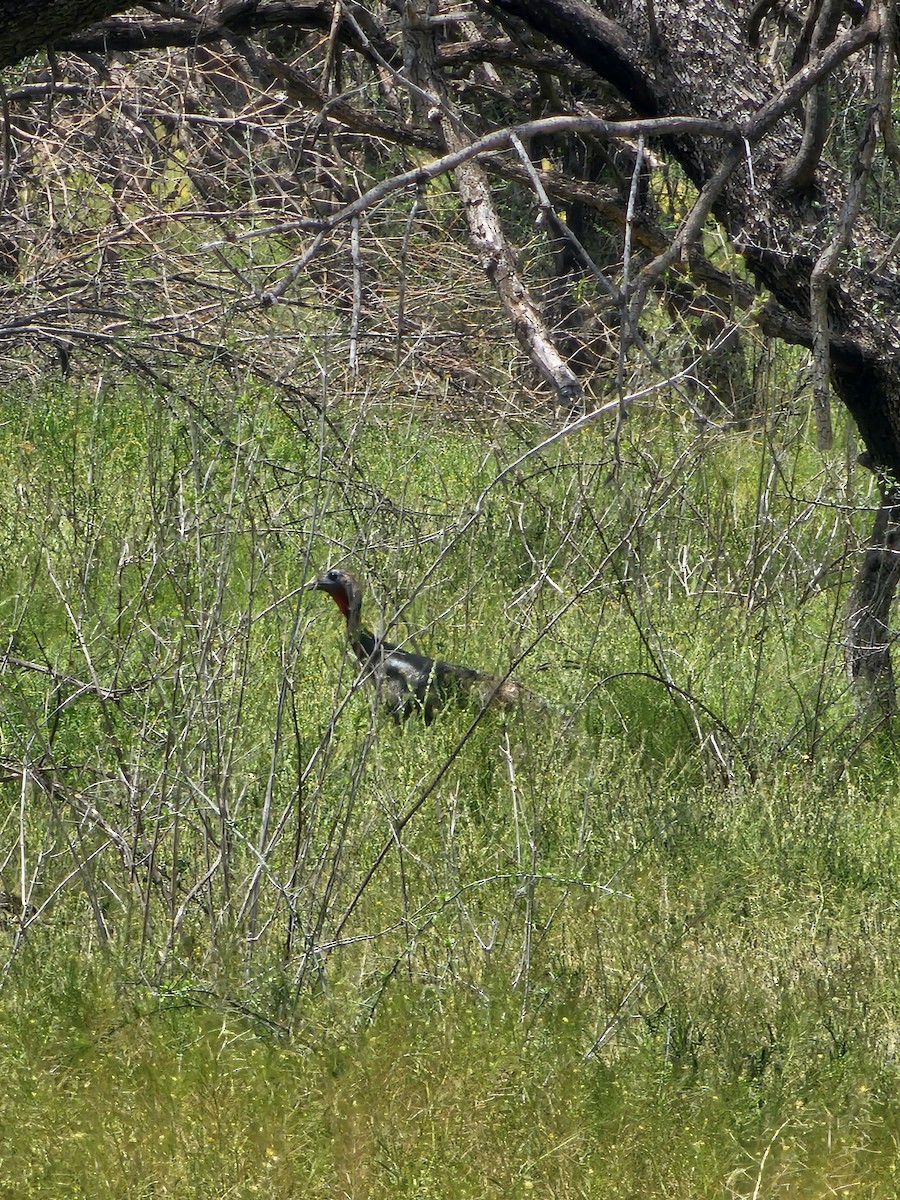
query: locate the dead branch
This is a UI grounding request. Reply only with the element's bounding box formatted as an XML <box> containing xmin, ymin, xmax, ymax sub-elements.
<box><xmin>401</xmin><ymin>0</ymin><xmax>581</xmax><ymax>400</ymax></box>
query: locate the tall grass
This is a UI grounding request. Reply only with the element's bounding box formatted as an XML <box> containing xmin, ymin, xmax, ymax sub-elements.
<box><xmin>1</xmin><ymin>373</ymin><xmax>898</xmax><ymax>1196</ymax></box>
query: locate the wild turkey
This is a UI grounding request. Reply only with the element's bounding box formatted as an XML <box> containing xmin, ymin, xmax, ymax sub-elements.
<box><xmin>311</xmin><ymin>567</ymin><xmax>544</xmax><ymax>723</ymax></box>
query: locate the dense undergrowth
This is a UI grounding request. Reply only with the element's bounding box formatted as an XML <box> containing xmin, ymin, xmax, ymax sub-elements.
<box><xmin>1</xmin><ymin>375</ymin><xmax>899</xmax><ymax>1197</ymax></box>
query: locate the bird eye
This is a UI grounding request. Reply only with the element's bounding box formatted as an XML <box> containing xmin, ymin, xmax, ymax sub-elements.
<box><xmin>326</xmin><ymin>569</ymin><xmax>340</xmax><ymax>582</ymax></box>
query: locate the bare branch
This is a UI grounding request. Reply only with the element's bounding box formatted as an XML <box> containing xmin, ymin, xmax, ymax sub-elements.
<box><xmin>402</xmin><ymin>0</ymin><xmax>581</xmax><ymax>399</ymax></box>
<box><xmin>205</xmin><ymin>113</ymin><xmax>740</xmax><ymax>254</ymax></box>
<box><xmin>58</xmin><ymin>4</ymin><xmax>333</xmax><ymax>55</ymax></box>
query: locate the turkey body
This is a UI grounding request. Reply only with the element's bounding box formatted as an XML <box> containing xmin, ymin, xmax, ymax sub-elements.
<box><xmin>311</xmin><ymin>567</ymin><xmax>538</xmax><ymax>723</ymax></box>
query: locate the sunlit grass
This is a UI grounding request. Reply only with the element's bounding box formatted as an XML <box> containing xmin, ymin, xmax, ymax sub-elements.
<box><xmin>0</xmin><ymin>380</ymin><xmax>897</xmax><ymax>1196</ymax></box>
<box><xmin>2</xmin><ymin>946</ymin><xmax>900</xmax><ymax>1198</ymax></box>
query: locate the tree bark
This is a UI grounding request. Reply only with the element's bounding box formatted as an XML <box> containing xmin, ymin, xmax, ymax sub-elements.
<box><xmin>846</xmin><ymin>494</ymin><xmax>900</xmax><ymax>717</ymax></box>
<box><xmin>0</xmin><ymin>0</ymin><xmax>127</xmax><ymax>68</ymax></box>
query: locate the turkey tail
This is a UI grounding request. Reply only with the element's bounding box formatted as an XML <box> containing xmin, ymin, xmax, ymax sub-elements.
<box><xmin>472</xmin><ymin>674</ymin><xmax>557</xmax><ymax>714</ymax></box>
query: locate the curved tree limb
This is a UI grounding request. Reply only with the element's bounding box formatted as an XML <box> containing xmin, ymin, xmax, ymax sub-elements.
<box><xmin>778</xmin><ymin>0</ymin><xmax>844</xmax><ymax>195</ymax></box>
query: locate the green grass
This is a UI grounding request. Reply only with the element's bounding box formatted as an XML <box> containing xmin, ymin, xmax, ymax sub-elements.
<box><xmin>2</xmin><ymin>939</ymin><xmax>900</xmax><ymax>1198</ymax></box>
<box><xmin>0</xmin><ymin>378</ymin><xmax>898</xmax><ymax>1196</ymax></box>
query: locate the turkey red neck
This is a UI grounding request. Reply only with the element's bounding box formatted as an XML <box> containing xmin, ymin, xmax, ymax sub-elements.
<box><xmin>313</xmin><ymin>568</ymin><xmax>364</xmax><ymax>635</ymax></box>
<box><xmin>330</xmin><ymin>589</ymin><xmax>351</xmax><ymax>619</ymax></box>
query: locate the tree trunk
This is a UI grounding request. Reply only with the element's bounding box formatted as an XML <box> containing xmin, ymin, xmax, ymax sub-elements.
<box><xmin>0</xmin><ymin>0</ymin><xmax>127</xmax><ymax>67</ymax></box>
<box><xmin>846</xmin><ymin>495</ymin><xmax>900</xmax><ymax>717</ymax></box>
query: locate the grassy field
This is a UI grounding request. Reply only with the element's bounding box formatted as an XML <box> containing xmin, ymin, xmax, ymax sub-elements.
<box><xmin>1</xmin><ymin>375</ymin><xmax>899</xmax><ymax>1197</ymax></box>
